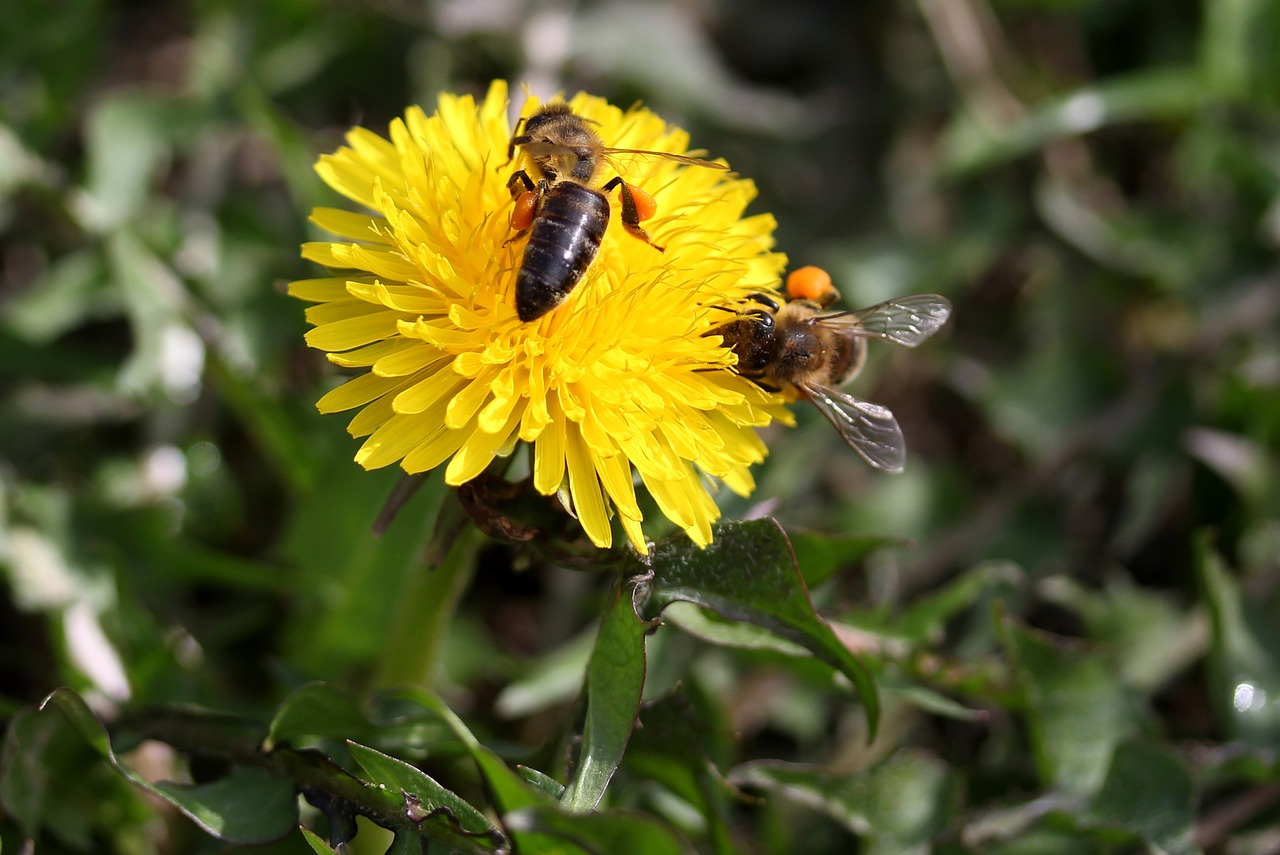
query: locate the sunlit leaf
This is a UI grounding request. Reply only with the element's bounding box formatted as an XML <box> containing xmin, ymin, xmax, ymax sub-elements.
<box><xmin>299</xmin><ymin>826</ymin><xmax>340</xmax><ymax>854</ymax></box>
<box><xmin>633</xmin><ymin>519</ymin><xmax>880</xmax><ymax>737</ymax></box>
<box><xmin>390</xmin><ymin>687</ymin><xmax>551</xmax><ymax>815</ymax></box>
<box><xmin>561</xmin><ymin>576</ymin><xmax>652</xmax><ymax>813</ymax></box>
<box><xmin>345</xmin><ymin>740</ymin><xmax>505</xmax><ymax>851</ymax></box>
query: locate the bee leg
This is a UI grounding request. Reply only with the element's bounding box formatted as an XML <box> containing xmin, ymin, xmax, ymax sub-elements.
<box><xmin>507</xmin><ymin>170</ymin><xmax>537</xmax><ymax>199</ymax></box>
<box><xmin>745</xmin><ymin>292</ymin><xmax>780</xmax><ymax>312</ymax></box>
<box><xmin>506</xmin><ymin>117</ymin><xmax>529</xmax><ymax>162</ymax></box>
<box><xmin>603</xmin><ymin>176</ymin><xmax>666</xmax><ymax>253</ymax></box>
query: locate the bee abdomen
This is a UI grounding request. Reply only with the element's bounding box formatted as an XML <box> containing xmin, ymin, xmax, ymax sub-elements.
<box><xmin>516</xmin><ymin>184</ymin><xmax>610</xmax><ymax>322</ymax></box>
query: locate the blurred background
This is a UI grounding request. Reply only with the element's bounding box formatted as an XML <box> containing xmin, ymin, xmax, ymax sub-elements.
<box><xmin>2</xmin><ymin>0</ymin><xmax>1279</xmax><ymax>852</ymax></box>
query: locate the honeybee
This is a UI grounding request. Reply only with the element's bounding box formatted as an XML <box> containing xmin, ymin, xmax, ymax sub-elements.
<box><xmin>506</xmin><ymin>102</ymin><xmax>728</xmax><ymax>322</ymax></box>
<box><xmin>712</xmin><ymin>268</ymin><xmax>951</xmax><ymax>472</ymax></box>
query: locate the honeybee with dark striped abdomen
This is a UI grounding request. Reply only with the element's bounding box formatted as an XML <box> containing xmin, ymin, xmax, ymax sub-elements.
<box><xmin>506</xmin><ymin>102</ymin><xmax>728</xmax><ymax>322</ymax></box>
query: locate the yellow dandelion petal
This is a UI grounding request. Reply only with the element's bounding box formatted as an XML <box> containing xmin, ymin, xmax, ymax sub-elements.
<box><xmin>393</xmin><ymin>368</ymin><xmax>466</xmax><ymax>415</ymax></box>
<box><xmin>371</xmin><ymin>343</ymin><xmax>447</xmax><ymax>377</ymax></box>
<box><xmin>445</xmin><ymin>406</ymin><xmax>522</xmax><ymax>486</ymax></box>
<box><xmin>445</xmin><ymin>369</ymin><xmax>497</xmax><ymax>430</ymax></box>
<box><xmin>309</xmin><ymin>208</ymin><xmax>390</xmax><ymax>243</ymax></box>
<box><xmin>317</xmin><ymin>372</ymin><xmax>408</xmax><ymax>414</ymax></box>
<box><xmin>565</xmin><ymin>424</ymin><xmax>612</xmax><ymax>549</ymax></box>
<box><xmin>357</xmin><ymin>406</ymin><xmax>447</xmax><ymax>470</ymax></box>
<box><xmin>305</xmin><ymin>311</ymin><xmax>402</xmax><ymax>353</ymax></box>
<box><xmin>291</xmin><ymin>81</ymin><xmax>794</xmax><ymax>552</ymax></box>
<box><xmin>532</xmin><ymin>398</ymin><xmax>568</xmax><ymax>496</ymax></box>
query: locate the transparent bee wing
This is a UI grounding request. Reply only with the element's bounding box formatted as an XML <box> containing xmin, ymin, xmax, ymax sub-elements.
<box><xmin>602</xmin><ymin>147</ymin><xmax>730</xmax><ymax>169</ymax></box>
<box><xmin>801</xmin><ymin>382</ymin><xmax>907</xmax><ymax>472</ymax></box>
<box><xmin>516</xmin><ymin>140</ymin><xmax>584</xmax><ymax>160</ymax></box>
<box><xmin>821</xmin><ymin>294</ymin><xmax>952</xmax><ymax>348</ymax></box>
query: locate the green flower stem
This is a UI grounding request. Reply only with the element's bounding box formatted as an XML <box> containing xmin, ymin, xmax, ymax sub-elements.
<box><xmin>372</xmin><ymin>516</ymin><xmax>483</xmax><ymax>690</ymax></box>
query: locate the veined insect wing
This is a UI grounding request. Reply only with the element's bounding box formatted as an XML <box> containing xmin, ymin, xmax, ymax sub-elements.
<box><xmin>802</xmin><ymin>382</ymin><xmax>907</xmax><ymax>473</ymax></box>
<box><xmin>821</xmin><ymin>294</ymin><xmax>952</xmax><ymax>348</ymax></box>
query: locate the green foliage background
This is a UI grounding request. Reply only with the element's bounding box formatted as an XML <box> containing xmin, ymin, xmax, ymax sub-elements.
<box><xmin>2</xmin><ymin>0</ymin><xmax>1279</xmax><ymax>852</ymax></box>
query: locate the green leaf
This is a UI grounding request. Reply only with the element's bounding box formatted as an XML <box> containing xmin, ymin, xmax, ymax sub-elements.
<box><xmin>561</xmin><ymin>575</ymin><xmax>652</xmax><ymax>813</ymax></box>
<box><xmin>518</xmin><ymin>766</ymin><xmax>567</xmax><ymax>800</ymax></box>
<box><xmin>345</xmin><ymin>740</ymin><xmax>505</xmax><ymax>851</ymax></box>
<box><xmin>1202</xmin><ymin>0</ymin><xmax>1280</xmax><ymax>104</ymax></box>
<box><xmin>733</xmin><ymin>749</ymin><xmax>958</xmax><ymax>849</ymax></box>
<box><xmin>495</xmin><ymin>625</ymin><xmax>597</xmax><ymax>718</ymax></box>
<box><xmin>633</xmin><ymin>518</ymin><xmax>880</xmax><ymax>737</ymax></box>
<box><xmin>150</xmin><ymin>767</ymin><xmax>299</xmax><ymax>844</ymax></box>
<box><xmin>942</xmin><ymin>67</ymin><xmax>1207</xmax><ymax>175</ymax></box>
<box><xmin>1197</xmin><ymin>534</ymin><xmax>1280</xmax><ymax>744</ymax></box>
<box><xmin>787</xmin><ymin>530</ymin><xmax>905</xmax><ymax>588</ymax></box>
<box><xmin>266</xmin><ymin>682</ymin><xmax>378</xmax><ymax>750</ymax></box>
<box><xmin>998</xmin><ymin>616</ymin><xmax>1141</xmax><ymax>794</ymax></box>
<box><xmin>299</xmin><ymin>826</ymin><xmax>340</xmax><ymax>854</ymax></box>
<box><xmin>506</xmin><ymin>805</ymin><xmax>693</xmax><ymax>855</ymax></box>
<box><xmin>390</xmin><ymin>687</ymin><xmax>551</xmax><ymax>815</ymax></box>
<box><xmin>1084</xmin><ymin>740</ymin><xmax>1197</xmax><ymax>855</ymax></box>
<box><xmin>625</xmin><ymin>689</ymin><xmax>741</xmax><ymax>855</ymax></box>
<box><xmin>4</xmin><ymin>689</ymin><xmax>296</xmax><ymax>844</ymax></box>
<box><xmin>890</xmin><ymin>561</ymin><xmax>1023</xmax><ymax>645</ymax></box>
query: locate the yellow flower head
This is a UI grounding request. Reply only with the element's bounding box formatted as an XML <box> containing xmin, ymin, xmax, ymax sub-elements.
<box><xmin>290</xmin><ymin>81</ymin><xmax>790</xmax><ymax>552</ymax></box>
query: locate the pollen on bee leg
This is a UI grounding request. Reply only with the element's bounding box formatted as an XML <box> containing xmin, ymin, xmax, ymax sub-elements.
<box><xmin>626</xmin><ymin>183</ymin><xmax>658</xmax><ymax>221</ymax></box>
<box><xmin>786</xmin><ymin>265</ymin><xmax>839</xmax><ymax>305</ymax></box>
<box><xmin>510</xmin><ymin>190</ymin><xmax>539</xmax><ymax>231</ymax></box>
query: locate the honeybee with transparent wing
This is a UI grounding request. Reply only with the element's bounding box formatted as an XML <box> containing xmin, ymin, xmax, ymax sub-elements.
<box><xmin>712</xmin><ymin>268</ymin><xmax>951</xmax><ymax>472</ymax></box>
<box><xmin>506</xmin><ymin>102</ymin><xmax>728</xmax><ymax>322</ymax></box>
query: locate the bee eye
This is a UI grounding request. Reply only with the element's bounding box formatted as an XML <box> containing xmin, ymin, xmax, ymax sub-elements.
<box><xmin>748</xmin><ymin>309</ymin><xmax>774</xmax><ymax>329</ymax></box>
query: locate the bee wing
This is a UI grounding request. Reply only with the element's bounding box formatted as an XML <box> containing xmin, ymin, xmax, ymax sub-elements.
<box><xmin>821</xmin><ymin>294</ymin><xmax>952</xmax><ymax>348</ymax></box>
<box><xmin>602</xmin><ymin>147</ymin><xmax>730</xmax><ymax>169</ymax></box>
<box><xmin>516</xmin><ymin>140</ymin><xmax>586</xmax><ymax>160</ymax></box>
<box><xmin>801</xmin><ymin>382</ymin><xmax>907</xmax><ymax>472</ymax></box>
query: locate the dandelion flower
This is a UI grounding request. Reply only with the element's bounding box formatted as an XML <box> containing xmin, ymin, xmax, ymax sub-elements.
<box><xmin>290</xmin><ymin>81</ymin><xmax>791</xmax><ymax>552</ymax></box>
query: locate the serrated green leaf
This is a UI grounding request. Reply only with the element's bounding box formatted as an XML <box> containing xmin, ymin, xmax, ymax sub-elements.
<box><xmin>999</xmin><ymin>617</ymin><xmax>1141</xmax><ymax>794</ymax></box>
<box><xmin>1084</xmin><ymin>740</ymin><xmax>1197</xmax><ymax>855</ymax></box>
<box><xmin>633</xmin><ymin>518</ymin><xmax>880</xmax><ymax>737</ymax></box>
<box><xmin>561</xmin><ymin>575</ymin><xmax>652</xmax><ymax>812</ymax></box>
<box><xmin>389</xmin><ymin>687</ymin><xmax>551</xmax><ymax>815</ymax></box>
<box><xmin>345</xmin><ymin>740</ymin><xmax>503</xmax><ymax>851</ymax></box>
